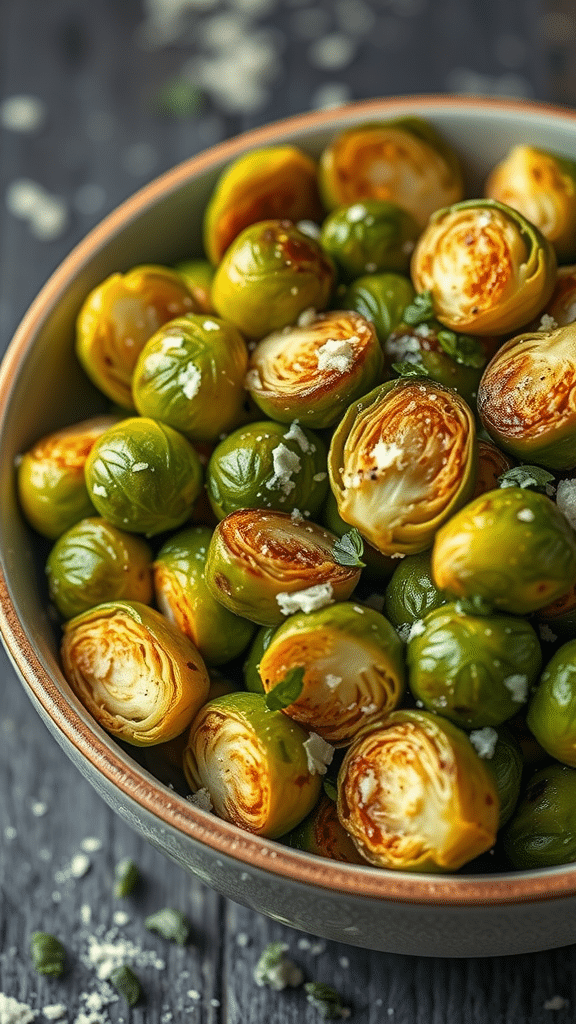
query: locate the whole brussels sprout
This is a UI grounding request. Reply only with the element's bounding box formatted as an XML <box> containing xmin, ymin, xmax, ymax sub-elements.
<box><xmin>411</xmin><ymin>199</ymin><xmax>557</xmax><ymax>336</ymax></box>
<box><xmin>153</xmin><ymin>526</ymin><xmax>255</xmax><ymax>666</ymax></box>
<box><xmin>183</xmin><ymin>691</ymin><xmax>323</xmax><ymax>838</ymax></box>
<box><xmin>526</xmin><ymin>639</ymin><xmax>576</xmax><ymax>766</ymax></box>
<box><xmin>384</xmin><ymin>316</ymin><xmax>488</xmax><ymax>408</ymax></box>
<box><xmin>502</xmin><ymin>763</ymin><xmax>576</xmax><ymax>869</ymax></box>
<box><xmin>282</xmin><ymin>793</ymin><xmax>368</xmax><ymax>863</ymax></box>
<box><xmin>211</xmin><ymin>219</ymin><xmax>335</xmax><ymax>339</ymax></box>
<box><xmin>342</xmin><ymin>272</ymin><xmax>415</xmax><ymax>346</ymax></box>
<box><xmin>132</xmin><ymin>314</ymin><xmax>249</xmax><ymax>443</ymax></box>
<box><xmin>384</xmin><ymin>549</ymin><xmax>446</xmax><ymax>631</ymax></box>
<box><xmin>85</xmin><ymin>417</ymin><xmax>203</xmax><ymax>537</ymax></box>
<box><xmin>472</xmin><ymin>439</ymin><xmax>515</xmax><ymax>499</ymax></box>
<box><xmin>485</xmin><ymin>144</ymin><xmax>576</xmax><ymax>261</ymax></box>
<box><xmin>245</xmin><ymin>310</ymin><xmax>383</xmax><ymax>429</ymax></box>
<box><xmin>174</xmin><ymin>259</ymin><xmax>215</xmax><ymax>313</ymax></box>
<box><xmin>337</xmin><ymin>709</ymin><xmax>499</xmax><ymax>871</ymax></box>
<box><xmin>328</xmin><ymin>378</ymin><xmax>477</xmax><ymax>556</ymax></box>
<box><xmin>204</xmin><ymin>509</ymin><xmax>362</xmax><ymax>626</ymax></box>
<box><xmin>76</xmin><ymin>265</ymin><xmax>199</xmax><ymax>409</ymax></box>
<box><xmin>406</xmin><ymin>603</ymin><xmax>542</xmax><ymax>729</ymax></box>
<box><xmin>481</xmin><ymin>726</ymin><xmax>524</xmax><ymax>829</ymax></box>
<box><xmin>206</xmin><ymin>420</ymin><xmax>328</xmax><ymax>521</ymax></box>
<box><xmin>46</xmin><ymin>517</ymin><xmax>153</xmax><ymax>620</ymax></box>
<box><xmin>318</xmin><ymin>117</ymin><xmax>463</xmax><ymax>228</ymax></box>
<box><xmin>321</xmin><ymin>490</ymin><xmax>396</xmax><ymax>584</ymax></box>
<box><xmin>61</xmin><ymin>600</ymin><xmax>210</xmax><ymax>745</ymax></box>
<box><xmin>17</xmin><ymin>415</ymin><xmax>119</xmax><ymax>540</ymax></box>
<box><xmin>535</xmin><ymin>583</ymin><xmax>576</xmax><ymax>641</ymax></box>
<box><xmin>432</xmin><ymin>487</ymin><xmax>576</xmax><ymax>615</ymax></box>
<box><xmin>258</xmin><ymin>602</ymin><xmax>405</xmax><ymax>746</ymax></box>
<box><xmin>319</xmin><ymin>200</ymin><xmax>419</xmax><ymax>281</ymax></box>
<box><xmin>243</xmin><ymin>625</ymin><xmax>275</xmax><ymax>693</ymax></box>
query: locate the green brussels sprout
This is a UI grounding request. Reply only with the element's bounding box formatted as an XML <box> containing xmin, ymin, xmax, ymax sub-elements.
<box><xmin>85</xmin><ymin>417</ymin><xmax>203</xmax><ymax>537</ymax></box>
<box><xmin>321</xmin><ymin>490</ymin><xmax>396</xmax><ymax>584</ymax></box>
<box><xmin>538</xmin><ymin>264</ymin><xmax>576</xmax><ymax>327</ymax></box>
<box><xmin>61</xmin><ymin>600</ymin><xmax>210</xmax><ymax>745</ymax></box>
<box><xmin>477</xmin><ymin>322</ymin><xmax>576</xmax><ymax>470</ymax></box>
<box><xmin>502</xmin><ymin>763</ymin><xmax>576</xmax><ymax>869</ymax></box>
<box><xmin>384</xmin><ymin>317</ymin><xmax>489</xmax><ymax>408</ymax></box>
<box><xmin>131</xmin><ymin>314</ymin><xmax>249</xmax><ymax>443</ymax></box>
<box><xmin>476</xmin><ymin>726</ymin><xmax>524</xmax><ymax>829</ymax></box>
<box><xmin>384</xmin><ymin>549</ymin><xmax>446</xmax><ymax>631</ymax></box>
<box><xmin>183</xmin><ymin>691</ymin><xmax>323</xmax><ymax>838</ymax></box>
<box><xmin>526</xmin><ymin>639</ymin><xmax>576</xmax><ymax>766</ymax></box>
<box><xmin>406</xmin><ymin>603</ymin><xmax>542</xmax><ymax>728</ymax></box>
<box><xmin>411</xmin><ymin>199</ymin><xmax>557</xmax><ymax>336</ymax></box>
<box><xmin>243</xmin><ymin>625</ymin><xmax>275</xmax><ymax>693</ymax></box>
<box><xmin>432</xmin><ymin>487</ymin><xmax>576</xmax><ymax>615</ymax></box>
<box><xmin>206</xmin><ymin>420</ymin><xmax>328</xmax><ymax>521</ymax></box>
<box><xmin>282</xmin><ymin>793</ymin><xmax>368</xmax><ymax>863</ymax></box>
<box><xmin>342</xmin><ymin>272</ymin><xmax>415</xmax><ymax>346</ymax></box>
<box><xmin>46</xmin><ymin>517</ymin><xmax>154</xmax><ymax>620</ymax></box>
<box><xmin>485</xmin><ymin>144</ymin><xmax>576</xmax><ymax>261</ymax></box>
<box><xmin>337</xmin><ymin>709</ymin><xmax>499</xmax><ymax>871</ymax></box>
<box><xmin>318</xmin><ymin>117</ymin><xmax>463</xmax><ymax>228</ymax></box>
<box><xmin>535</xmin><ymin>583</ymin><xmax>576</xmax><ymax>641</ymax></box>
<box><xmin>258</xmin><ymin>602</ymin><xmax>405</xmax><ymax>746</ymax></box>
<box><xmin>17</xmin><ymin>415</ymin><xmax>120</xmax><ymax>540</ymax></box>
<box><xmin>211</xmin><ymin>219</ymin><xmax>335</xmax><ymax>339</ymax></box>
<box><xmin>153</xmin><ymin>526</ymin><xmax>255</xmax><ymax>666</ymax></box>
<box><xmin>202</xmin><ymin>146</ymin><xmax>324</xmax><ymax>265</ymax></box>
<box><xmin>174</xmin><ymin>259</ymin><xmax>215</xmax><ymax>313</ymax></box>
<box><xmin>471</xmin><ymin>439</ymin><xmax>515</xmax><ymax>499</ymax></box>
<box><xmin>245</xmin><ymin>309</ymin><xmax>383</xmax><ymax>429</ymax></box>
<box><xmin>204</xmin><ymin>509</ymin><xmax>362</xmax><ymax>626</ymax></box>
<box><xmin>76</xmin><ymin>265</ymin><xmax>199</xmax><ymax>409</ymax></box>
<box><xmin>328</xmin><ymin>378</ymin><xmax>477</xmax><ymax>556</ymax></box>
<box><xmin>319</xmin><ymin>200</ymin><xmax>419</xmax><ymax>281</ymax></box>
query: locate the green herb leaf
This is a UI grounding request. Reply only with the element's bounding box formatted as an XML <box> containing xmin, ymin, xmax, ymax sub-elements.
<box><xmin>392</xmin><ymin>361</ymin><xmax>431</xmax><ymax>379</ymax></box>
<box><xmin>437</xmin><ymin>329</ymin><xmax>486</xmax><ymax>368</ymax></box>
<box><xmin>30</xmin><ymin>932</ymin><xmax>66</xmax><ymax>977</ymax></box>
<box><xmin>323</xmin><ymin>777</ymin><xmax>338</xmax><ymax>802</ymax></box>
<box><xmin>304</xmin><ymin>981</ymin><xmax>350</xmax><ymax>1019</ymax></box>
<box><xmin>145</xmin><ymin>908</ymin><xmax>190</xmax><ymax>945</ymax></box>
<box><xmin>109</xmin><ymin>965</ymin><xmax>143</xmax><ymax>1007</ymax></box>
<box><xmin>332</xmin><ymin>528</ymin><xmax>365</xmax><ymax>568</ymax></box>
<box><xmin>113</xmin><ymin>857</ymin><xmax>140</xmax><ymax>898</ymax></box>
<box><xmin>402</xmin><ymin>290</ymin><xmax>434</xmax><ymax>325</ymax></box>
<box><xmin>265</xmin><ymin>666</ymin><xmax>305</xmax><ymax>711</ymax></box>
<box><xmin>498</xmin><ymin>465</ymin><xmax>556</xmax><ymax>494</ymax></box>
<box><xmin>253</xmin><ymin>941</ymin><xmax>304</xmax><ymax>989</ymax></box>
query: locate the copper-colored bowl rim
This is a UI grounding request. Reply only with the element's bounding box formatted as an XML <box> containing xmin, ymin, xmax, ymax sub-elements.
<box><xmin>3</xmin><ymin>93</ymin><xmax>576</xmax><ymax>907</ymax></box>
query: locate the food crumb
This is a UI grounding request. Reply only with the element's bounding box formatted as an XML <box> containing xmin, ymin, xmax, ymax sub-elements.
<box><xmin>543</xmin><ymin>995</ymin><xmax>569</xmax><ymax>1010</ymax></box>
<box><xmin>31</xmin><ymin>801</ymin><xmax>48</xmax><ymax>817</ymax></box>
<box><xmin>42</xmin><ymin>1005</ymin><xmax>67</xmax><ymax>1021</ymax></box>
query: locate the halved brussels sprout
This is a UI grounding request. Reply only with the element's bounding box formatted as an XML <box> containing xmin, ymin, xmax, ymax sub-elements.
<box><xmin>526</xmin><ymin>639</ymin><xmax>576</xmax><ymax>766</ymax></box>
<box><xmin>183</xmin><ymin>691</ymin><xmax>323</xmax><ymax>838</ymax></box>
<box><xmin>502</xmin><ymin>763</ymin><xmax>576</xmax><ymax>869</ymax></box>
<box><xmin>85</xmin><ymin>417</ymin><xmax>203</xmax><ymax>537</ymax></box>
<box><xmin>328</xmin><ymin>378</ymin><xmax>477</xmax><ymax>556</ymax></box>
<box><xmin>384</xmin><ymin>549</ymin><xmax>446</xmax><ymax>631</ymax></box>
<box><xmin>432</xmin><ymin>487</ymin><xmax>576</xmax><ymax>615</ymax></box>
<box><xmin>484</xmin><ymin>726</ymin><xmax>524</xmax><ymax>829</ymax></box>
<box><xmin>485</xmin><ymin>145</ymin><xmax>576</xmax><ymax>261</ymax></box>
<box><xmin>411</xmin><ymin>199</ymin><xmax>557</xmax><ymax>335</ymax></box>
<box><xmin>46</xmin><ymin>517</ymin><xmax>153</xmax><ymax>620</ymax></box>
<box><xmin>204</xmin><ymin>509</ymin><xmax>362</xmax><ymax>626</ymax></box>
<box><xmin>203</xmin><ymin>146</ymin><xmax>324</xmax><ymax>265</ymax></box>
<box><xmin>131</xmin><ymin>314</ymin><xmax>248</xmax><ymax>443</ymax></box>
<box><xmin>211</xmin><ymin>220</ymin><xmax>335</xmax><ymax>339</ymax></box>
<box><xmin>342</xmin><ymin>272</ymin><xmax>415</xmax><ymax>346</ymax></box>
<box><xmin>477</xmin><ymin>322</ymin><xmax>576</xmax><ymax>470</ymax></box>
<box><xmin>206</xmin><ymin>420</ymin><xmax>328</xmax><ymax>520</ymax></box>
<box><xmin>282</xmin><ymin>793</ymin><xmax>368</xmax><ymax>863</ymax></box>
<box><xmin>174</xmin><ymin>259</ymin><xmax>215</xmax><ymax>313</ymax></box>
<box><xmin>153</xmin><ymin>526</ymin><xmax>255</xmax><ymax>666</ymax></box>
<box><xmin>245</xmin><ymin>310</ymin><xmax>383</xmax><ymax>429</ymax></box>
<box><xmin>17</xmin><ymin>415</ymin><xmax>119</xmax><ymax>540</ymax></box>
<box><xmin>76</xmin><ymin>265</ymin><xmax>199</xmax><ymax>408</ymax></box>
<box><xmin>258</xmin><ymin>602</ymin><xmax>405</xmax><ymax>746</ymax></box>
<box><xmin>61</xmin><ymin>600</ymin><xmax>210</xmax><ymax>745</ymax></box>
<box><xmin>406</xmin><ymin>603</ymin><xmax>542</xmax><ymax>729</ymax></box>
<box><xmin>318</xmin><ymin>118</ymin><xmax>463</xmax><ymax>228</ymax></box>
<box><xmin>321</xmin><ymin>490</ymin><xmax>396</xmax><ymax>584</ymax></box>
<box><xmin>319</xmin><ymin>200</ymin><xmax>419</xmax><ymax>281</ymax></box>
<box><xmin>472</xmin><ymin>440</ymin><xmax>515</xmax><ymax>499</ymax></box>
<box><xmin>243</xmin><ymin>625</ymin><xmax>275</xmax><ymax>693</ymax></box>
<box><xmin>384</xmin><ymin>317</ymin><xmax>488</xmax><ymax>407</ymax></box>
<box><xmin>337</xmin><ymin>709</ymin><xmax>498</xmax><ymax>871</ymax></box>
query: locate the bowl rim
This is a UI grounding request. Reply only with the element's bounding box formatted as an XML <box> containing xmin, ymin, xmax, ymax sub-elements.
<box><xmin>3</xmin><ymin>92</ymin><xmax>576</xmax><ymax>907</ymax></box>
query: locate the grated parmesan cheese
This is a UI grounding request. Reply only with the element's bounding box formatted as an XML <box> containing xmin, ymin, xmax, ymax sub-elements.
<box><xmin>316</xmin><ymin>338</ymin><xmax>355</xmax><ymax>373</ymax></box>
<box><xmin>503</xmin><ymin>673</ymin><xmax>529</xmax><ymax>703</ymax></box>
<box><xmin>469</xmin><ymin>727</ymin><xmax>498</xmax><ymax>759</ymax></box>
<box><xmin>0</xmin><ymin>994</ymin><xmax>36</xmax><ymax>1024</ymax></box>
<box><xmin>187</xmin><ymin>787</ymin><xmax>213</xmax><ymax>812</ymax></box>
<box><xmin>303</xmin><ymin>732</ymin><xmax>335</xmax><ymax>775</ymax></box>
<box><xmin>539</xmin><ymin>314</ymin><xmax>558</xmax><ymax>331</ymax></box>
<box><xmin>556</xmin><ymin>479</ymin><xmax>576</xmax><ymax>529</ymax></box>
<box><xmin>178</xmin><ymin>363</ymin><xmax>201</xmax><ymax>400</ymax></box>
<box><xmin>265</xmin><ymin>443</ymin><xmax>301</xmax><ymax>496</ymax></box>
<box><xmin>276</xmin><ymin>582</ymin><xmax>334</xmax><ymax>615</ymax></box>
<box><xmin>284</xmin><ymin>421</ymin><xmax>313</xmax><ymax>453</ymax></box>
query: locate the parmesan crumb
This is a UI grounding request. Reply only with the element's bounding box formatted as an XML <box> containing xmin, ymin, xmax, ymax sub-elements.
<box><xmin>539</xmin><ymin>624</ymin><xmax>558</xmax><ymax>643</ymax></box>
<box><xmin>469</xmin><ymin>727</ymin><xmax>498</xmax><ymax>759</ymax></box>
<box><xmin>284</xmin><ymin>421</ymin><xmax>313</xmax><ymax>452</ymax></box>
<box><xmin>407</xmin><ymin>619</ymin><xmax>426</xmax><ymax>641</ymax></box>
<box><xmin>543</xmin><ymin>995</ymin><xmax>569</xmax><ymax>1010</ymax></box>
<box><xmin>503</xmin><ymin>674</ymin><xmax>529</xmax><ymax>703</ymax></box>
<box><xmin>0</xmin><ymin>994</ymin><xmax>36</xmax><ymax>1023</ymax></box>
<box><xmin>316</xmin><ymin>337</ymin><xmax>355</xmax><ymax>373</ymax></box>
<box><xmin>539</xmin><ymin>314</ymin><xmax>558</xmax><ymax>331</ymax></box>
<box><xmin>556</xmin><ymin>479</ymin><xmax>576</xmax><ymax>529</ymax></box>
<box><xmin>276</xmin><ymin>582</ymin><xmax>334</xmax><ymax>615</ymax></box>
<box><xmin>517</xmin><ymin>508</ymin><xmax>535</xmax><ymax>522</ymax></box>
<box><xmin>297</xmin><ymin>307</ymin><xmax>316</xmax><ymax>327</ymax></box>
<box><xmin>303</xmin><ymin>732</ymin><xmax>334</xmax><ymax>775</ymax></box>
<box><xmin>265</xmin><ymin>443</ymin><xmax>301</xmax><ymax>496</ymax></box>
<box><xmin>42</xmin><ymin>1005</ymin><xmax>67</xmax><ymax>1021</ymax></box>
<box><xmin>187</xmin><ymin>787</ymin><xmax>213</xmax><ymax>812</ymax></box>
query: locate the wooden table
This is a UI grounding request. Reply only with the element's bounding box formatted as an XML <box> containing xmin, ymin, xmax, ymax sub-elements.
<box><xmin>1</xmin><ymin>1</ymin><xmax>576</xmax><ymax>1020</ymax></box>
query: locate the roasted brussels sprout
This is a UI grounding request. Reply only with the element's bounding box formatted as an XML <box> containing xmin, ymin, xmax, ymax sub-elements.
<box><xmin>183</xmin><ymin>692</ymin><xmax>323</xmax><ymax>838</ymax></box>
<box><xmin>174</xmin><ymin>259</ymin><xmax>215</xmax><ymax>313</ymax></box>
<box><xmin>211</xmin><ymin>220</ymin><xmax>335</xmax><ymax>339</ymax></box>
<box><xmin>206</xmin><ymin>420</ymin><xmax>328</xmax><ymax>520</ymax></box>
<box><xmin>502</xmin><ymin>763</ymin><xmax>576</xmax><ymax>869</ymax></box>
<box><xmin>526</xmin><ymin>639</ymin><xmax>576</xmax><ymax>766</ymax></box>
<box><xmin>477</xmin><ymin>322</ymin><xmax>576</xmax><ymax>470</ymax></box>
<box><xmin>328</xmin><ymin>378</ymin><xmax>477</xmax><ymax>556</ymax></box>
<box><xmin>85</xmin><ymin>417</ymin><xmax>203</xmax><ymax>537</ymax></box>
<box><xmin>337</xmin><ymin>709</ymin><xmax>498</xmax><ymax>871</ymax></box>
<box><xmin>258</xmin><ymin>602</ymin><xmax>405</xmax><ymax>746</ymax></box>
<box><xmin>318</xmin><ymin>118</ymin><xmax>463</xmax><ymax>228</ymax></box>
<box><xmin>46</xmin><ymin>517</ymin><xmax>153</xmax><ymax>620</ymax></box>
<box><xmin>411</xmin><ymin>200</ymin><xmax>557</xmax><ymax>335</ymax></box>
<box><xmin>131</xmin><ymin>314</ymin><xmax>249</xmax><ymax>443</ymax></box>
<box><xmin>282</xmin><ymin>793</ymin><xmax>368</xmax><ymax>863</ymax></box>
<box><xmin>243</xmin><ymin>625</ymin><xmax>275</xmax><ymax>693</ymax></box>
<box><xmin>153</xmin><ymin>526</ymin><xmax>255</xmax><ymax>666</ymax></box>
<box><xmin>17</xmin><ymin>415</ymin><xmax>119</xmax><ymax>540</ymax></box>
<box><xmin>472</xmin><ymin>440</ymin><xmax>515</xmax><ymax>499</ymax></box>
<box><xmin>76</xmin><ymin>265</ymin><xmax>199</xmax><ymax>408</ymax></box>
<box><xmin>485</xmin><ymin>145</ymin><xmax>576</xmax><ymax>261</ymax></box>
<box><xmin>406</xmin><ymin>604</ymin><xmax>542</xmax><ymax>728</ymax></box>
<box><xmin>342</xmin><ymin>272</ymin><xmax>415</xmax><ymax>346</ymax></box>
<box><xmin>384</xmin><ymin>550</ymin><xmax>446</xmax><ymax>631</ymax></box>
<box><xmin>321</xmin><ymin>490</ymin><xmax>396</xmax><ymax>584</ymax></box>
<box><xmin>482</xmin><ymin>726</ymin><xmax>524</xmax><ymax>829</ymax></box>
<box><xmin>385</xmin><ymin>316</ymin><xmax>488</xmax><ymax>407</ymax></box>
<box><xmin>538</xmin><ymin>264</ymin><xmax>576</xmax><ymax>327</ymax></box>
<box><xmin>61</xmin><ymin>601</ymin><xmax>210</xmax><ymax>745</ymax></box>
<box><xmin>204</xmin><ymin>509</ymin><xmax>362</xmax><ymax>626</ymax></box>
<box><xmin>319</xmin><ymin>200</ymin><xmax>419</xmax><ymax>281</ymax></box>
<box><xmin>432</xmin><ymin>487</ymin><xmax>576</xmax><ymax>615</ymax></box>
<box><xmin>245</xmin><ymin>310</ymin><xmax>383</xmax><ymax>429</ymax></box>
<box><xmin>535</xmin><ymin>583</ymin><xmax>576</xmax><ymax>641</ymax></box>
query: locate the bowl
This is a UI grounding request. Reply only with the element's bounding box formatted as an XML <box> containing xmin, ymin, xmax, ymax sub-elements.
<box><xmin>2</xmin><ymin>94</ymin><xmax>576</xmax><ymax>959</ymax></box>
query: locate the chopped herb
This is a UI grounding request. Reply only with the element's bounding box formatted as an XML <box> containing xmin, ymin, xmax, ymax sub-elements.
<box><xmin>455</xmin><ymin>595</ymin><xmax>494</xmax><ymax>617</ymax></box>
<box><xmin>402</xmin><ymin>290</ymin><xmax>434</xmax><ymax>325</ymax></box>
<box><xmin>113</xmin><ymin>857</ymin><xmax>140</xmax><ymax>898</ymax></box>
<box><xmin>253</xmin><ymin>941</ymin><xmax>304</xmax><ymax>990</ymax></box>
<box><xmin>498</xmin><ymin>465</ymin><xmax>556</xmax><ymax>493</ymax></box>
<box><xmin>265</xmin><ymin>666</ymin><xmax>305</xmax><ymax>711</ymax></box>
<box><xmin>145</xmin><ymin>908</ymin><xmax>190</xmax><ymax>945</ymax></box>
<box><xmin>109</xmin><ymin>964</ymin><xmax>143</xmax><ymax>1007</ymax></box>
<box><xmin>30</xmin><ymin>932</ymin><xmax>66</xmax><ymax>977</ymax></box>
<box><xmin>392</xmin><ymin>361</ymin><xmax>431</xmax><ymax>378</ymax></box>
<box><xmin>304</xmin><ymin>981</ymin><xmax>351</xmax><ymax>1018</ymax></box>
<box><xmin>437</xmin><ymin>329</ymin><xmax>486</xmax><ymax>368</ymax></box>
<box><xmin>332</xmin><ymin>528</ymin><xmax>365</xmax><ymax>568</ymax></box>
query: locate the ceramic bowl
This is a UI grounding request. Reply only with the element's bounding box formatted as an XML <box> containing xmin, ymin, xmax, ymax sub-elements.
<box><xmin>2</xmin><ymin>95</ymin><xmax>576</xmax><ymax>959</ymax></box>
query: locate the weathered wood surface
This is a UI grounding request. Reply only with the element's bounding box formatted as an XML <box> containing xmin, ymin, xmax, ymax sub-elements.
<box><xmin>1</xmin><ymin>1</ymin><xmax>576</xmax><ymax>1021</ymax></box>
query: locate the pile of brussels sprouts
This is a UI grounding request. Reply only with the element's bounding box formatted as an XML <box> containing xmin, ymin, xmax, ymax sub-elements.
<box><xmin>17</xmin><ymin>117</ymin><xmax>576</xmax><ymax>873</ymax></box>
